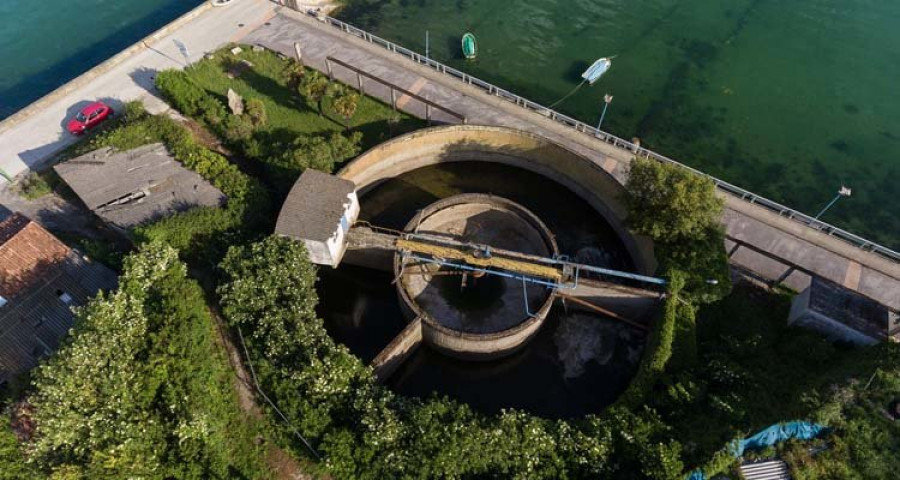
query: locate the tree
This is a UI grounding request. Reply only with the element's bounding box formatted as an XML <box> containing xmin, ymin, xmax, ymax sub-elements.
<box><xmin>273</xmin><ymin>131</ymin><xmax>362</xmax><ymax>178</ymax></box>
<box><xmin>624</xmin><ymin>156</ymin><xmax>723</xmax><ymax>241</ymax></box>
<box><xmin>624</xmin><ymin>156</ymin><xmax>731</xmax><ymax>303</ymax></box>
<box><xmin>331</xmin><ymin>84</ymin><xmax>360</xmax><ymax>130</ymax></box>
<box><xmin>26</xmin><ymin>243</ymin><xmax>265</xmax><ymax>477</ymax></box>
<box><xmin>298</xmin><ymin>70</ymin><xmax>330</xmax><ymax>115</ymax></box>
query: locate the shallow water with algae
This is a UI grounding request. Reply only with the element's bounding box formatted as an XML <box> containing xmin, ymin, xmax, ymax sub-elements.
<box><xmin>339</xmin><ymin>0</ymin><xmax>900</xmax><ymax>249</ymax></box>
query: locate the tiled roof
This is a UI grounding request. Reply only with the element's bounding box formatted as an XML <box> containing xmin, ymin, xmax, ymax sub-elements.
<box><xmin>0</xmin><ymin>213</ymin><xmax>118</xmax><ymax>383</ymax></box>
<box><xmin>0</xmin><ymin>214</ymin><xmax>70</xmax><ymax>300</ymax></box>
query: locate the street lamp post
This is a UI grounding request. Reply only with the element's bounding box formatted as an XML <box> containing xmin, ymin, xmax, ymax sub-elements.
<box><xmin>814</xmin><ymin>185</ymin><xmax>852</xmax><ymax>220</ymax></box>
<box><xmin>597</xmin><ymin>94</ymin><xmax>614</xmax><ymax>131</ymax></box>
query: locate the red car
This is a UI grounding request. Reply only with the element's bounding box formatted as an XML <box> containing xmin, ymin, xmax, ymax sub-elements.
<box><xmin>67</xmin><ymin>101</ymin><xmax>113</xmax><ymax>135</ymax></box>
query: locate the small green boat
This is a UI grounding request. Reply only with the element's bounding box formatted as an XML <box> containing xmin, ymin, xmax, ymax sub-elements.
<box><xmin>461</xmin><ymin>32</ymin><xmax>477</xmax><ymax>60</ymax></box>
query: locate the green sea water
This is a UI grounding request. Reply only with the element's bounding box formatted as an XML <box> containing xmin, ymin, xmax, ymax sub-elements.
<box><xmin>0</xmin><ymin>0</ymin><xmax>202</xmax><ymax>119</ymax></box>
<box><xmin>339</xmin><ymin>0</ymin><xmax>900</xmax><ymax>250</ymax></box>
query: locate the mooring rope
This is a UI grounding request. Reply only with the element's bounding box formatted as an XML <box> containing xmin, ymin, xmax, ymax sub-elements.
<box><xmin>547</xmin><ymin>79</ymin><xmax>587</xmax><ymax>109</ymax></box>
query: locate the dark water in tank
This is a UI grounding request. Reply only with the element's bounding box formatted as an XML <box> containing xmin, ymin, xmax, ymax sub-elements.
<box><xmin>316</xmin><ymin>162</ymin><xmax>645</xmax><ymax>419</ymax></box>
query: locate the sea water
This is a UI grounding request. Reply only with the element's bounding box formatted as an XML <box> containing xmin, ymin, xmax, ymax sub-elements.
<box><xmin>0</xmin><ymin>0</ymin><xmax>202</xmax><ymax>119</ymax></box>
<box><xmin>339</xmin><ymin>0</ymin><xmax>900</xmax><ymax>249</ymax></box>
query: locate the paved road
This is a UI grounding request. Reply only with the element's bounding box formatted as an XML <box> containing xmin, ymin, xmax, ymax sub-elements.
<box><xmin>246</xmin><ymin>11</ymin><xmax>899</xmax><ymax>311</ymax></box>
<box><xmin>0</xmin><ymin>0</ymin><xmax>277</xmax><ymax>179</ymax></box>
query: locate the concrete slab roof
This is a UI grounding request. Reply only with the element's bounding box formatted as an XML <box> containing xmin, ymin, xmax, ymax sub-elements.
<box><xmin>55</xmin><ymin>143</ymin><xmax>226</xmax><ymax>229</ymax></box>
<box><xmin>275</xmin><ymin>169</ymin><xmax>356</xmax><ymax>243</ymax></box>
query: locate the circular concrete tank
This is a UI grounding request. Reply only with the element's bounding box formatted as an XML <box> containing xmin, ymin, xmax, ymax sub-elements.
<box><xmin>338</xmin><ymin>124</ymin><xmax>656</xmax><ymax>275</ymax></box>
<box><xmin>394</xmin><ymin>194</ymin><xmax>559</xmax><ymax>360</ymax></box>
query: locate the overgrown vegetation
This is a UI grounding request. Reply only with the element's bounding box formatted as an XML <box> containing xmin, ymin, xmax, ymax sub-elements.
<box><xmin>624</xmin><ymin>156</ymin><xmax>731</xmax><ymax>303</ymax></box>
<box><xmin>10</xmin><ymin>244</ymin><xmax>266</xmax><ymax>478</ymax></box>
<box><xmin>69</xmin><ymin>101</ymin><xmax>270</xmax><ymax>265</ymax></box>
<box><xmin>216</xmin><ymin>236</ymin><xmax>689</xmax><ymax>479</ymax></box>
<box><xmin>155</xmin><ymin>46</ymin><xmax>422</xmax><ymax>197</ymax></box>
<box><xmin>13</xmin><ymin>171</ymin><xmax>53</xmax><ymax>199</ymax></box>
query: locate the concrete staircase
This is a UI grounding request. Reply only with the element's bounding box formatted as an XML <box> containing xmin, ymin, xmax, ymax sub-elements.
<box><xmin>739</xmin><ymin>459</ymin><xmax>791</xmax><ymax>480</ymax></box>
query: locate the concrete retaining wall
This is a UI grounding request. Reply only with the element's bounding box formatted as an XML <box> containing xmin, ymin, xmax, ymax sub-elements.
<box><xmin>338</xmin><ymin>125</ymin><xmax>657</xmax><ymax>276</ymax></box>
<box><xmin>418</xmin><ymin>296</ymin><xmax>555</xmax><ymax>360</ymax></box>
<box><xmin>371</xmin><ymin>317</ymin><xmax>423</xmax><ymax>382</ymax></box>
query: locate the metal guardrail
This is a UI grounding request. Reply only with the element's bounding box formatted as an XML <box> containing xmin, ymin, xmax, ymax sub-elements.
<box><xmin>310</xmin><ymin>12</ymin><xmax>899</xmax><ymax>263</ymax></box>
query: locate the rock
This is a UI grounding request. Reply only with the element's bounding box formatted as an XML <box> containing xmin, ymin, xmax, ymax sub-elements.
<box><xmin>227</xmin><ymin>88</ymin><xmax>244</xmax><ymax>115</ymax></box>
<box><xmin>252</xmin><ymin>45</ymin><xmax>264</xmax><ymax>52</ymax></box>
<box><xmin>230</xmin><ymin>46</ymin><xmax>243</xmax><ymax>55</ymax></box>
<box><xmin>205</xmin><ymin>53</ymin><xmax>216</xmax><ymax>60</ymax></box>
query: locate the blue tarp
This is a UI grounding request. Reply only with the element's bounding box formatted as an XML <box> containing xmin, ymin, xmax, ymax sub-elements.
<box><xmin>729</xmin><ymin>421</ymin><xmax>828</xmax><ymax>457</ymax></box>
<box><xmin>685</xmin><ymin>421</ymin><xmax>829</xmax><ymax>480</ymax></box>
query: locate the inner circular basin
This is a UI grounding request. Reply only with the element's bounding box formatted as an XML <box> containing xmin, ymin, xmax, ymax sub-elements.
<box><xmin>397</xmin><ymin>194</ymin><xmax>557</xmax><ymax>336</ymax></box>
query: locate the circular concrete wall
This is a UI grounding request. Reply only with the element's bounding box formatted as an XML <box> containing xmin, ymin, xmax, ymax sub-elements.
<box><xmin>394</xmin><ymin>194</ymin><xmax>558</xmax><ymax>360</ymax></box>
<box><xmin>338</xmin><ymin>125</ymin><xmax>656</xmax><ymax>275</ymax></box>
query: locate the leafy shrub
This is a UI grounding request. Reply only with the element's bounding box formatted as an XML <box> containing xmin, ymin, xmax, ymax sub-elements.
<box><xmin>618</xmin><ymin>271</ymin><xmax>688</xmax><ymax>406</ymax></box>
<box><xmin>268</xmin><ymin>131</ymin><xmax>362</xmax><ymax>192</ymax></box>
<box><xmin>155</xmin><ymin>70</ymin><xmax>207</xmax><ymax>117</ymax></box>
<box><xmin>223</xmin><ymin>114</ymin><xmax>254</xmax><ymax>142</ymax></box>
<box><xmin>245</xmin><ymin>98</ymin><xmax>267</xmax><ymax>126</ymax></box>
<box><xmin>122</xmin><ymin>99</ymin><xmax>148</xmax><ymax>122</ymax></box>
<box><xmin>198</xmin><ymin>95</ymin><xmax>226</xmax><ymax>125</ymax></box>
<box><xmin>14</xmin><ymin>172</ymin><xmax>52</xmax><ymax>199</ymax></box>
<box><xmin>624</xmin><ymin>156</ymin><xmax>731</xmax><ymax>303</ymax></box>
<box><xmin>26</xmin><ymin>244</ymin><xmax>265</xmax><ymax>477</ymax></box>
<box><xmin>217</xmin><ymin>236</ymin><xmax>686</xmax><ymax>479</ymax></box>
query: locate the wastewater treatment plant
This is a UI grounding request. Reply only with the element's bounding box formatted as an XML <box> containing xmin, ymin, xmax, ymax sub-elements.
<box><xmin>277</xmin><ymin>125</ymin><xmax>668</xmax><ymax>418</ymax></box>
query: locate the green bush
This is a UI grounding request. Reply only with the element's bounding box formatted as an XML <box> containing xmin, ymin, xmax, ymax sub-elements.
<box><xmin>122</xmin><ymin>99</ymin><xmax>148</xmax><ymax>122</ymax></box>
<box><xmin>155</xmin><ymin>70</ymin><xmax>208</xmax><ymax>117</ymax></box>
<box><xmin>245</xmin><ymin>98</ymin><xmax>267</xmax><ymax>126</ymax></box>
<box><xmin>15</xmin><ymin>172</ymin><xmax>53</xmax><ymax>199</ymax></box>
<box><xmin>74</xmin><ymin>102</ymin><xmax>270</xmax><ymax>264</ymax></box>
<box><xmin>198</xmin><ymin>95</ymin><xmax>226</xmax><ymax>125</ymax></box>
<box><xmin>25</xmin><ymin>244</ymin><xmax>266</xmax><ymax>477</ymax></box>
<box><xmin>618</xmin><ymin>271</ymin><xmax>687</xmax><ymax>406</ymax></box>
<box><xmin>217</xmin><ymin>236</ymin><xmax>686</xmax><ymax>479</ymax></box>
<box><xmin>268</xmin><ymin>131</ymin><xmax>362</xmax><ymax>192</ymax></box>
<box><xmin>624</xmin><ymin>156</ymin><xmax>731</xmax><ymax>303</ymax></box>
<box><xmin>223</xmin><ymin>114</ymin><xmax>254</xmax><ymax>142</ymax></box>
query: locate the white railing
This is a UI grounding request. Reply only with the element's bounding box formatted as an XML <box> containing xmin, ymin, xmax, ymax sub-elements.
<box><xmin>307</xmin><ymin>12</ymin><xmax>899</xmax><ymax>263</ymax></box>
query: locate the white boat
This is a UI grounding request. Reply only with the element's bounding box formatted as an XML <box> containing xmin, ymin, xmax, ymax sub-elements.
<box><xmin>581</xmin><ymin>57</ymin><xmax>613</xmax><ymax>84</ymax></box>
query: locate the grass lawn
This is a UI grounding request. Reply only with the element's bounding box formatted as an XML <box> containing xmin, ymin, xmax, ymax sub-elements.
<box><xmin>183</xmin><ymin>46</ymin><xmax>423</xmax><ymax>152</ymax></box>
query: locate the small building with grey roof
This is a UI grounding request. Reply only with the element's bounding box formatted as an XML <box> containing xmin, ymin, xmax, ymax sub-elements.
<box><xmin>789</xmin><ymin>276</ymin><xmax>900</xmax><ymax>345</ymax></box>
<box><xmin>275</xmin><ymin>169</ymin><xmax>359</xmax><ymax>267</ymax></box>
<box><xmin>54</xmin><ymin>143</ymin><xmax>226</xmax><ymax>230</ymax></box>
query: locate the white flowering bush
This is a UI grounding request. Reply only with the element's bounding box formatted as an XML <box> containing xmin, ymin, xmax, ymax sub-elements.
<box><xmin>24</xmin><ymin>243</ymin><xmax>265</xmax><ymax>478</ymax></box>
<box><xmin>218</xmin><ymin>236</ymin><xmax>686</xmax><ymax>479</ymax></box>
